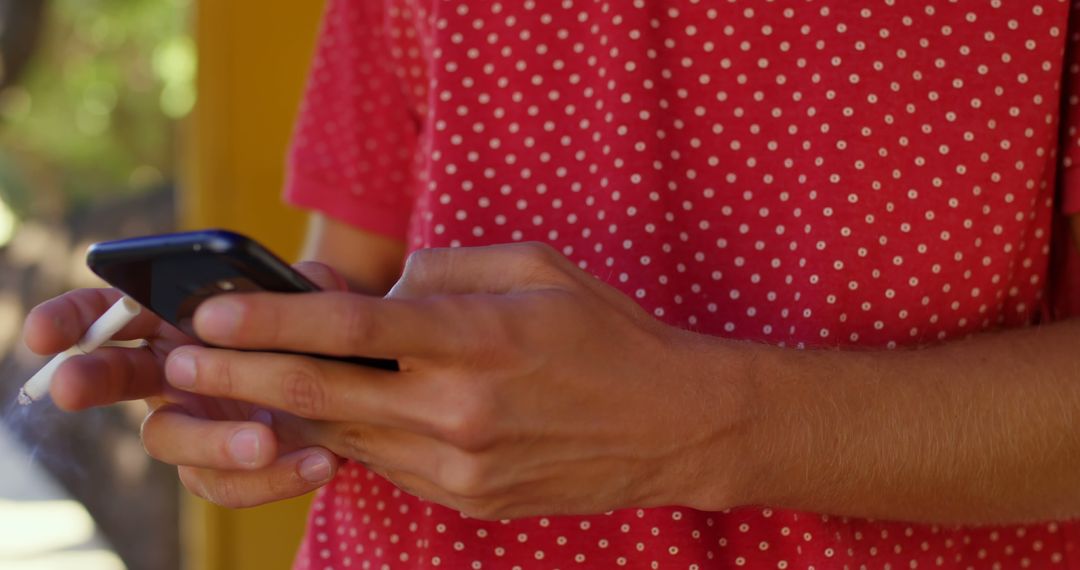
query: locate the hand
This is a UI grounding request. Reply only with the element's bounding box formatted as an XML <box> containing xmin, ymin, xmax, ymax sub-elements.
<box><xmin>166</xmin><ymin>243</ymin><xmax>756</xmax><ymax>519</ymax></box>
<box><xmin>22</xmin><ymin>262</ymin><xmax>344</xmax><ymax>508</ymax></box>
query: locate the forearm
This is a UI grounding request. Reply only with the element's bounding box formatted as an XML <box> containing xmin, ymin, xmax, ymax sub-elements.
<box><xmin>301</xmin><ymin>214</ymin><xmax>406</xmax><ymax>295</ymax></box>
<box><xmin>714</xmin><ymin>319</ymin><xmax>1080</xmax><ymax>524</ymax></box>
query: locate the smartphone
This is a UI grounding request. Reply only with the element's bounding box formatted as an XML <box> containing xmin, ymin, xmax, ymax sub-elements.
<box><xmin>86</xmin><ymin>229</ymin><xmax>398</xmax><ymax>371</ymax></box>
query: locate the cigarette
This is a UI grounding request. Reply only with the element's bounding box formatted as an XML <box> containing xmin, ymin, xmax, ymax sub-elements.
<box><xmin>18</xmin><ymin>297</ymin><xmax>144</xmax><ymax>406</ymax></box>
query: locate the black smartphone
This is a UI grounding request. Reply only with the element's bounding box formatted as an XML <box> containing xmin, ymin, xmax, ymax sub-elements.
<box><xmin>86</xmin><ymin>229</ymin><xmax>398</xmax><ymax>371</ymax></box>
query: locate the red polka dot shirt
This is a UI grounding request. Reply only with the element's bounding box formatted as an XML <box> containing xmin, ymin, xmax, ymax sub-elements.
<box><xmin>287</xmin><ymin>1</ymin><xmax>1080</xmax><ymax>568</ymax></box>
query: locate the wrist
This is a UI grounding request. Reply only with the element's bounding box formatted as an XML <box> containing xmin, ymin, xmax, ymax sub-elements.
<box><xmin>656</xmin><ymin>329</ymin><xmax>774</xmax><ymax>512</ymax></box>
<box><xmin>726</xmin><ymin>346</ymin><xmax>869</xmax><ymax>515</ymax></box>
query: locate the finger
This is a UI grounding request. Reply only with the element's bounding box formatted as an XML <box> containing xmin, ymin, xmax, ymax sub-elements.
<box><xmin>25</xmin><ymin>289</ymin><xmax>175</xmax><ymax>355</ymax></box>
<box><xmin>278</xmin><ymin>415</ymin><xmax>450</xmax><ymax>479</ymax></box>
<box><xmin>288</xmin><ymin>418</ymin><xmax>518</xmax><ymax>520</ymax></box>
<box><xmin>396</xmin><ymin>245</ymin><xmax>650</xmax><ymax>340</ymax></box>
<box><xmin>293</xmin><ymin>261</ymin><xmax>348</xmax><ymax>292</ymax></box>
<box><xmin>389</xmin><ymin>242</ymin><xmax>574</xmax><ymax>298</ymax></box>
<box><xmin>246</xmin><ymin>410</ymin><xmax>312</xmax><ymax>456</ymax></box>
<box><xmin>393</xmin><ymin>245</ymin><xmax>647</xmax><ymax>328</ymax></box>
<box><xmin>24</xmin><ymin>269</ymin><xmax>339</xmax><ymax>356</ymax></box>
<box><xmin>368</xmin><ymin>465</ymin><xmax>532</xmax><ymax>521</ymax></box>
<box><xmin>178</xmin><ymin>448</ymin><xmax>339</xmax><ymax>509</ymax></box>
<box><xmin>276</xmin><ymin>416</ymin><xmax>504</xmax><ymax>513</ymax></box>
<box><xmin>51</xmin><ymin>347</ymin><xmax>165</xmax><ymax>411</ymax></box>
<box><xmin>142</xmin><ymin>406</ymin><xmax>277</xmax><ymax>469</ymax></box>
<box><xmin>362</xmin><ymin>464</ymin><xmax>486</xmax><ymax>519</ymax></box>
<box><xmin>192</xmin><ymin>292</ymin><xmax>454</xmax><ymax>359</ymax></box>
<box><xmin>164</xmin><ymin>347</ymin><xmax>417</xmax><ymax>426</ymax></box>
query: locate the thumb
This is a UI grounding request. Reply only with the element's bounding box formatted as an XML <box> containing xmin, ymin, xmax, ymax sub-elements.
<box><xmin>388</xmin><ymin>242</ymin><xmax>572</xmax><ymax>299</ymax></box>
<box><xmin>293</xmin><ymin>261</ymin><xmax>349</xmax><ymax>292</ymax></box>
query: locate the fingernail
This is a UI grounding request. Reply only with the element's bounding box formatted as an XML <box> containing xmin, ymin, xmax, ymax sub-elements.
<box><xmin>167</xmin><ymin>353</ymin><xmax>197</xmax><ymax>388</ymax></box>
<box><xmin>299</xmin><ymin>453</ymin><xmax>333</xmax><ymax>483</ymax></box>
<box><xmin>197</xmin><ymin>298</ymin><xmax>244</xmax><ymax>339</ymax></box>
<box><xmin>229</xmin><ymin>429</ymin><xmax>261</xmax><ymax>466</ymax></box>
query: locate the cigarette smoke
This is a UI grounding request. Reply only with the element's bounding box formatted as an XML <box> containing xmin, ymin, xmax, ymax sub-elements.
<box><xmin>2</xmin><ymin>393</ymin><xmax>94</xmax><ymax>481</ymax></box>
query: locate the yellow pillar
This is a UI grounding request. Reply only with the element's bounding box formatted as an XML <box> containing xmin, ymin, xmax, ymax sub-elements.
<box><xmin>183</xmin><ymin>2</ymin><xmax>326</xmax><ymax>569</ymax></box>
<box><xmin>184</xmin><ymin>0</ymin><xmax>325</xmax><ymax>256</ymax></box>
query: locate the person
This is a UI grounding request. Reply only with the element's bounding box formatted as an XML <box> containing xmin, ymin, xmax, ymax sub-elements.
<box><xmin>22</xmin><ymin>0</ymin><xmax>1080</xmax><ymax>567</ymax></box>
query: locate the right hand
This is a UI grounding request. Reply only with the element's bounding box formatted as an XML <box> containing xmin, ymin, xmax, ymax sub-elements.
<box><xmin>21</xmin><ymin>262</ymin><xmax>345</xmax><ymax>508</ymax></box>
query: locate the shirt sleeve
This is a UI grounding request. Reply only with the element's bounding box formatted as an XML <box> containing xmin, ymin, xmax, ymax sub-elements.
<box><xmin>1060</xmin><ymin>2</ymin><xmax>1080</xmax><ymax>214</ymax></box>
<box><xmin>1045</xmin><ymin>3</ymin><xmax>1080</xmax><ymax>319</ymax></box>
<box><xmin>284</xmin><ymin>0</ymin><xmax>422</xmax><ymax>240</ymax></box>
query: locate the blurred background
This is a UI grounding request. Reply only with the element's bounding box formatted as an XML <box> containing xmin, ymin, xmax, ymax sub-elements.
<box><xmin>0</xmin><ymin>1</ymin><xmax>326</xmax><ymax>569</ymax></box>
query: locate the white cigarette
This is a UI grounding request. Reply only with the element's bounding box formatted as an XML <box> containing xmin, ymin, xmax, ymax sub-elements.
<box><xmin>18</xmin><ymin>297</ymin><xmax>144</xmax><ymax>406</ymax></box>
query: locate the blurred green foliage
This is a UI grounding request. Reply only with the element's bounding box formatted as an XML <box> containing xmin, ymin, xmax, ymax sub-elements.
<box><xmin>0</xmin><ymin>0</ymin><xmax>193</xmax><ymax>218</ymax></box>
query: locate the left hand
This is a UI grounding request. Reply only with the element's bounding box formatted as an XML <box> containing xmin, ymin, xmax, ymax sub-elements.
<box><xmin>164</xmin><ymin>243</ymin><xmax>756</xmax><ymax>519</ymax></box>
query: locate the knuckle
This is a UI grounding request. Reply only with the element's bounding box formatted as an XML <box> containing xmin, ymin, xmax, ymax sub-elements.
<box><xmin>114</xmin><ymin>352</ymin><xmax>144</xmax><ymax>401</ymax></box>
<box><xmin>433</xmin><ymin>396</ymin><xmax>498</xmax><ymax>452</ymax></box>
<box><xmin>401</xmin><ymin>248</ymin><xmax>449</xmax><ymax>289</ymax></box>
<box><xmin>207</xmin><ymin>474</ymin><xmax>245</xmax><ymax>508</ymax></box>
<box><xmin>340</xmin><ymin>297</ymin><xmax>377</xmax><ymax>351</ymax></box>
<box><xmin>459</xmin><ymin>500</ymin><xmax>505</xmax><ymax>522</ymax></box>
<box><xmin>338</xmin><ymin>426</ymin><xmax>374</xmax><ymax>462</ymax></box>
<box><xmin>200</xmin><ymin>353</ymin><xmax>236</xmax><ymax>397</ymax></box>
<box><xmin>280</xmin><ymin>362</ymin><xmax>327</xmax><ymax>418</ymax></box>
<box><xmin>178</xmin><ymin>467</ymin><xmax>251</xmax><ymax>509</ymax></box>
<box><xmin>512</xmin><ymin>242</ymin><xmax>573</xmax><ymax>285</ymax></box>
<box><xmin>266</xmin><ymin>466</ymin><xmax>302</xmax><ymax>498</ymax></box>
<box><xmin>516</xmin><ymin>241</ymin><xmax>561</xmax><ymax>269</ymax></box>
<box><xmin>439</xmin><ymin>457</ymin><xmax>494</xmax><ymax>500</ymax></box>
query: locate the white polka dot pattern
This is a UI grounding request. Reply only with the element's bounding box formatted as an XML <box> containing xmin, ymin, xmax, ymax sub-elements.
<box><xmin>288</xmin><ymin>0</ymin><xmax>1080</xmax><ymax>568</ymax></box>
